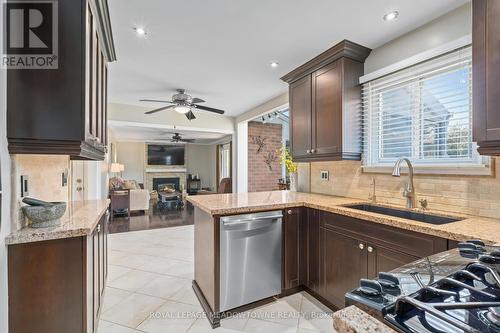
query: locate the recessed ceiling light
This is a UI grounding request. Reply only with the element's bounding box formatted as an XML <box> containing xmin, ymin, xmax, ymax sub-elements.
<box><xmin>383</xmin><ymin>11</ymin><xmax>399</xmax><ymax>21</ymax></box>
<box><xmin>133</xmin><ymin>27</ymin><xmax>147</xmax><ymax>36</ymax></box>
<box><xmin>270</xmin><ymin>62</ymin><xmax>279</xmax><ymax>68</ymax></box>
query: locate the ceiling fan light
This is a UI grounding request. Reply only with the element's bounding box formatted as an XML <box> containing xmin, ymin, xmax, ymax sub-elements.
<box><xmin>174</xmin><ymin>105</ymin><xmax>191</xmax><ymax>114</ymax></box>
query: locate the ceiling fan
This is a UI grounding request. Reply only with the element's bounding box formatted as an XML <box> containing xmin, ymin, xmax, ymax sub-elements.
<box><xmin>155</xmin><ymin>132</ymin><xmax>195</xmax><ymax>143</ymax></box>
<box><xmin>140</xmin><ymin>89</ymin><xmax>225</xmax><ymax>120</ymax></box>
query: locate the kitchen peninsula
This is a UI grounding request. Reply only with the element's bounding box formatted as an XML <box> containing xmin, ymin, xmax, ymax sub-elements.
<box><xmin>187</xmin><ymin>190</ymin><xmax>500</xmax><ymax>328</ymax></box>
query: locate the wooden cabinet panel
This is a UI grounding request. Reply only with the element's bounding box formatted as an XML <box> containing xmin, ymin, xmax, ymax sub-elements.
<box><xmin>320</xmin><ymin>227</ymin><xmax>367</xmax><ymax>309</ymax></box>
<box><xmin>307</xmin><ymin>208</ymin><xmax>320</xmax><ymax>292</ymax></box>
<box><xmin>313</xmin><ymin>61</ymin><xmax>342</xmax><ymax>156</ymax></box>
<box><xmin>320</xmin><ymin>211</ymin><xmax>447</xmax><ymax>258</ymax></box>
<box><xmin>367</xmin><ymin>244</ymin><xmax>418</xmax><ymax>279</ymax></box>
<box><xmin>283</xmin><ymin>208</ymin><xmax>301</xmax><ymax>290</ymax></box>
<box><xmin>8</xmin><ymin>238</ymin><xmax>85</xmax><ymax>333</ymax></box>
<box><xmin>93</xmin><ymin>227</ymin><xmax>100</xmax><ymax>325</ymax></box>
<box><xmin>6</xmin><ymin>0</ymin><xmax>115</xmax><ymax>160</ymax></box>
<box><xmin>290</xmin><ymin>76</ymin><xmax>312</xmax><ymax>158</ymax></box>
<box><xmin>282</xmin><ymin>40</ymin><xmax>371</xmax><ymax>162</ymax></box>
<box><xmin>473</xmin><ymin>0</ymin><xmax>500</xmax><ymax>154</ymax></box>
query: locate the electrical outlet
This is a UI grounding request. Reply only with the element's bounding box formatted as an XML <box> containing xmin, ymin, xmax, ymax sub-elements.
<box><xmin>320</xmin><ymin>170</ymin><xmax>329</xmax><ymax>181</ymax></box>
<box><xmin>62</xmin><ymin>169</ymin><xmax>68</xmax><ymax>187</ymax></box>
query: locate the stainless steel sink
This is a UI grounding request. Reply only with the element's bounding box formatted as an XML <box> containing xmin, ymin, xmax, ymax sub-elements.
<box><xmin>343</xmin><ymin>204</ymin><xmax>462</xmax><ymax>225</ymax></box>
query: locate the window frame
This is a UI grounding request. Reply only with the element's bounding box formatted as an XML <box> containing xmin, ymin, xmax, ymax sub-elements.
<box><xmin>361</xmin><ymin>46</ymin><xmax>491</xmax><ymax>176</ymax></box>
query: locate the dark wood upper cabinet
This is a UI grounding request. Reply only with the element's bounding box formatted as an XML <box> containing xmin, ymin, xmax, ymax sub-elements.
<box><xmin>473</xmin><ymin>0</ymin><xmax>500</xmax><ymax>155</ymax></box>
<box><xmin>7</xmin><ymin>0</ymin><xmax>116</xmax><ymax>160</ymax></box>
<box><xmin>290</xmin><ymin>76</ymin><xmax>313</xmax><ymax>158</ymax></box>
<box><xmin>281</xmin><ymin>40</ymin><xmax>371</xmax><ymax>162</ymax></box>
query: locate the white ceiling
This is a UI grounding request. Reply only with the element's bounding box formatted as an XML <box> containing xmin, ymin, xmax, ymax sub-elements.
<box><xmin>109</xmin><ymin>123</ymin><xmax>230</xmax><ymax>144</ymax></box>
<box><xmin>107</xmin><ymin>0</ymin><xmax>467</xmax><ymax>117</ymax></box>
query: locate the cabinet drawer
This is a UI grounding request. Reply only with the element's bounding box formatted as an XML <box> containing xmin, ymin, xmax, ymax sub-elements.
<box><xmin>320</xmin><ymin>211</ymin><xmax>447</xmax><ymax>258</ymax></box>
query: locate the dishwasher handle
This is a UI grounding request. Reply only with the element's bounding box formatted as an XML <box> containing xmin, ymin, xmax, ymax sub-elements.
<box><xmin>221</xmin><ymin>214</ymin><xmax>283</xmax><ymax>226</ymax></box>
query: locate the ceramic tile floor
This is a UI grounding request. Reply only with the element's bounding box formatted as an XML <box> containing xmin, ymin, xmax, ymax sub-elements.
<box><xmin>99</xmin><ymin>225</ymin><xmax>336</xmax><ymax>333</ymax></box>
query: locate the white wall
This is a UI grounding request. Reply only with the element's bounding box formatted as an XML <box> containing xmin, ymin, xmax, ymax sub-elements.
<box><xmin>186</xmin><ymin>144</ymin><xmax>216</xmax><ymax>190</ymax></box>
<box><xmin>0</xmin><ymin>0</ymin><xmax>10</xmax><ymax>329</ymax></box>
<box><xmin>364</xmin><ymin>3</ymin><xmax>471</xmax><ymax>74</ymax></box>
<box><xmin>115</xmin><ymin>141</ymin><xmax>145</xmax><ymax>182</ymax></box>
<box><xmin>109</xmin><ymin>103</ymin><xmax>235</xmax><ymax>133</ymax></box>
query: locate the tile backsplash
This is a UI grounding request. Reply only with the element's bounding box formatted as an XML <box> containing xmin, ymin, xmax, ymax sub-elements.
<box><xmin>11</xmin><ymin>154</ymin><xmax>70</xmax><ymax>229</ymax></box>
<box><xmin>303</xmin><ymin>158</ymin><xmax>500</xmax><ymax>219</ymax></box>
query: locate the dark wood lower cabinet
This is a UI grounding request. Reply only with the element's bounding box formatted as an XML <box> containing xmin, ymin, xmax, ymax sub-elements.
<box><xmin>367</xmin><ymin>244</ymin><xmax>418</xmax><ymax>279</ymax></box>
<box><xmin>283</xmin><ymin>207</ymin><xmax>302</xmax><ymax>290</ymax></box>
<box><xmin>307</xmin><ymin>208</ymin><xmax>320</xmax><ymax>293</ymax></box>
<box><xmin>8</xmin><ymin>210</ymin><xmax>109</xmax><ymax>333</ymax></box>
<box><xmin>320</xmin><ymin>227</ymin><xmax>367</xmax><ymax>308</ymax></box>
<box><xmin>290</xmin><ymin>209</ymin><xmax>449</xmax><ymax>309</ymax></box>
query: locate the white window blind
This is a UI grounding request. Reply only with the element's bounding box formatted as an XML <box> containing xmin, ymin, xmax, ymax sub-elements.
<box><xmin>362</xmin><ymin>46</ymin><xmax>483</xmax><ymax>168</ymax></box>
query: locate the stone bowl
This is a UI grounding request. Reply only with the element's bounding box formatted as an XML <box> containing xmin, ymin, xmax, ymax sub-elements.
<box><xmin>22</xmin><ymin>202</ymin><xmax>67</xmax><ymax>228</ymax></box>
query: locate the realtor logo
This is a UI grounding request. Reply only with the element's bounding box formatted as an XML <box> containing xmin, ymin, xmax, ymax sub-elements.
<box><xmin>2</xmin><ymin>0</ymin><xmax>58</xmax><ymax>69</ymax></box>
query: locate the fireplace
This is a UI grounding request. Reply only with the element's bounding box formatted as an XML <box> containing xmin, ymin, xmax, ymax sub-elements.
<box><xmin>153</xmin><ymin>177</ymin><xmax>180</xmax><ymax>191</ymax></box>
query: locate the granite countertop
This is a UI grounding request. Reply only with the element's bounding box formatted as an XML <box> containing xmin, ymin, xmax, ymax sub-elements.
<box><xmin>6</xmin><ymin>199</ymin><xmax>110</xmax><ymax>245</ymax></box>
<box><xmin>186</xmin><ymin>191</ymin><xmax>500</xmax><ymax>244</ymax></box>
<box><xmin>332</xmin><ymin>306</ymin><xmax>396</xmax><ymax>333</ymax></box>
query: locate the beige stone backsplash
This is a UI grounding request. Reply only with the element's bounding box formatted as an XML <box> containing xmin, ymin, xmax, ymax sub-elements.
<box><xmin>305</xmin><ymin>158</ymin><xmax>500</xmax><ymax>219</ymax></box>
<box><xmin>11</xmin><ymin>154</ymin><xmax>70</xmax><ymax>229</ymax></box>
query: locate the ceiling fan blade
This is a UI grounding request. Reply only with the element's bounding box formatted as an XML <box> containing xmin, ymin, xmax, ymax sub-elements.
<box><xmin>140</xmin><ymin>99</ymin><xmax>174</xmax><ymax>103</ymax></box>
<box><xmin>185</xmin><ymin>111</ymin><xmax>196</xmax><ymax>120</ymax></box>
<box><xmin>180</xmin><ymin>139</ymin><xmax>195</xmax><ymax>143</ymax></box>
<box><xmin>191</xmin><ymin>97</ymin><xmax>205</xmax><ymax>104</ymax></box>
<box><xmin>144</xmin><ymin>105</ymin><xmax>175</xmax><ymax>114</ymax></box>
<box><xmin>193</xmin><ymin>105</ymin><xmax>225</xmax><ymax>114</ymax></box>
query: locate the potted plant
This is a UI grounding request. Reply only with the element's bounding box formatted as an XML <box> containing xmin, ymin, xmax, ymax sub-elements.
<box><xmin>278</xmin><ymin>146</ymin><xmax>298</xmax><ymax>191</ymax></box>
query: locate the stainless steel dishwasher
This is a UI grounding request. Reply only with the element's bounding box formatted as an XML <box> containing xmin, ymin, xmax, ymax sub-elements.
<box><xmin>219</xmin><ymin>210</ymin><xmax>282</xmax><ymax>312</ymax></box>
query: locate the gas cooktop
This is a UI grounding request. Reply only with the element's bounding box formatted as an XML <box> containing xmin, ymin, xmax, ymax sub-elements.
<box><xmin>345</xmin><ymin>240</ymin><xmax>500</xmax><ymax>333</ymax></box>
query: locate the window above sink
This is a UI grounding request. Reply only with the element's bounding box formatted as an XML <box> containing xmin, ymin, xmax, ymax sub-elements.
<box><xmin>361</xmin><ymin>45</ymin><xmax>491</xmax><ymax>176</ymax></box>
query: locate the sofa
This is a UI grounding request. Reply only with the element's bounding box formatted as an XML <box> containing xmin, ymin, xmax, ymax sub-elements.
<box><xmin>109</xmin><ymin>178</ymin><xmax>150</xmax><ymax>213</ymax></box>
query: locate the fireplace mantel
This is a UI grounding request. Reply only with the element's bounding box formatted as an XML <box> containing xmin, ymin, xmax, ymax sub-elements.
<box><xmin>145</xmin><ymin>168</ymin><xmax>187</xmax><ymax>173</ymax></box>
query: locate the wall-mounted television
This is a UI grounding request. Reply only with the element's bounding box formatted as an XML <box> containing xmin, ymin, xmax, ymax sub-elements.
<box><xmin>147</xmin><ymin>144</ymin><xmax>185</xmax><ymax>166</ymax></box>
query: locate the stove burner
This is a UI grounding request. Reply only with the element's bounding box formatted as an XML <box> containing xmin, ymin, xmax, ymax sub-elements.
<box><xmin>467</xmin><ymin>262</ymin><xmax>500</xmax><ymax>288</ymax></box>
<box><xmin>378</xmin><ymin>272</ymin><xmax>399</xmax><ymax>288</ymax></box>
<box><xmin>486</xmin><ymin>306</ymin><xmax>500</xmax><ymax>327</ymax></box>
<box><xmin>358</xmin><ymin>279</ymin><xmax>383</xmax><ymax>297</ymax></box>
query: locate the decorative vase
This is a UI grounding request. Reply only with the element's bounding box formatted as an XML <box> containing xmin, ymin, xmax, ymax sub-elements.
<box><xmin>289</xmin><ymin>173</ymin><xmax>298</xmax><ymax>192</ymax></box>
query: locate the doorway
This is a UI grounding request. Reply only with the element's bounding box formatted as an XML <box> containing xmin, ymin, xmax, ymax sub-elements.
<box><xmin>216</xmin><ymin>142</ymin><xmax>232</xmax><ymax>192</ymax></box>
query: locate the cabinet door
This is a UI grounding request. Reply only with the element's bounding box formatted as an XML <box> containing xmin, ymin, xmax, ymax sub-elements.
<box><xmin>307</xmin><ymin>209</ymin><xmax>320</xmax><ymax>292</ymax></box>
<box><xmin>312</xmin><ymin>61</ymin><xmax>342</xmax><ymax>156</ymax></box>
<box><xmin>473</xmin><ymin>0</ymin><xmax>500</xmax><ymax>153</ymax></box>
<box><xmin>283</xmin><ymin>208</ymin><xmax>301</xmax><ymax>290</ymax></box>
<box><xmin>367</xmin><ymin>244</ymin><xmax>418</xmax><ymax>279</ymax></box>
<box><xmin>290</xmin><ymin>75</ymin><xmax>312</xmax><ymax>158</ymax></box>
<box><xmin>320</xmin><ymin>228</ymin><xmax>367</xmax><ymax>308</ymax></box>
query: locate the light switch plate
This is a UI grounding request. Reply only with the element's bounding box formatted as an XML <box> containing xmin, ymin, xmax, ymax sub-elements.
<box><xmin>320</xmin><ymin>170</ymin><xmax>329</xmax><ymax>181</ymax></box>
<box><xmin>20</xmin><ymin>175</ymin><xmax>29</xmax><ymax>197</ymax></box>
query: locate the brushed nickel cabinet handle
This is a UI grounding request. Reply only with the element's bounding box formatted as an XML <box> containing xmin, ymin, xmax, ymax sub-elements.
<box><xmin>311</xmin><ymin>149</ymin><xmax>316</xmax><ymax>153</ymax></box>
<box><xmin>359</xmin><ymin>243</ymin><xmax>365</xmax><ymax>250</ymax></box>
<box><xmin>287</xmin><ymin>209</ymin><xmax>293</xmax><ymax>215</ymax></box>
<box><xmin>367</xmin><ymin>246</ymin><xmax>374</xmax><ymax>253</ymax></box>
<box><xmin>306</xmin><ymin>149</ymin><xmax>311</xmax><ymax>154</ymax></box>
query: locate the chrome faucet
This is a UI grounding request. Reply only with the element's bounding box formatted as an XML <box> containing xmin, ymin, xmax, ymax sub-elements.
<box><xmin>392</xmin><ymin>157</ymin><xmax>416</xmax><ymax>209</ymax></box>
